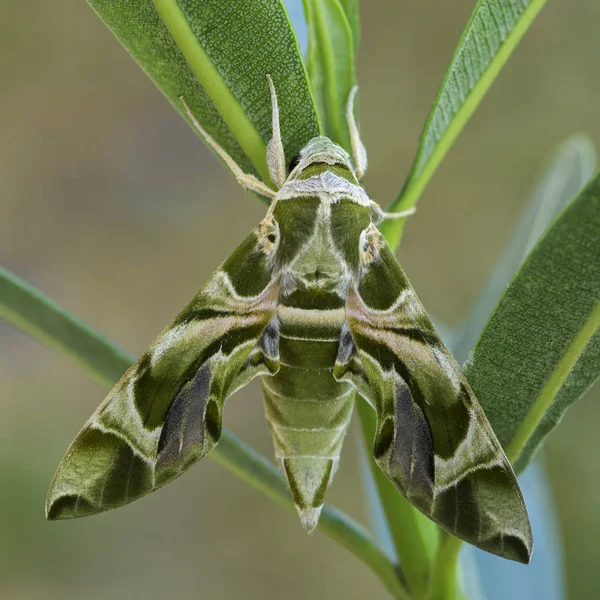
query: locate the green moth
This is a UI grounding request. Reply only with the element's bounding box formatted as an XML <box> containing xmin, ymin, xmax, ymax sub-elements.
<box><xmin>46</xmin><ymin>76</ymin><xmax>533</xmax><ymax>563</ymax></box>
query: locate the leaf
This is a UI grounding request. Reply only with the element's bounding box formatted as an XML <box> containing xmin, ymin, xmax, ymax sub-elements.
<box><xmin>464</xmin><ymin>170</ymin><xmax>600</xmax><ymax>472</ymax></box>
<box><xmin>382</xmin><ymin>0</ymin><xmax>548</xmax><ymax>248</ymax></box>
<box><xmin>453</xmin><ymin>135</ymin><xmax>597</xmax><ymax>364</ymax></box>
<box><xmin>437</xmin><ymin>136</ymin><xmax>594</xmax><ymax>600</ymax></box>
<box><xmin>0</xmin><ymin>268</ymin><xmax>128</xmax><ymax>387</ymax></box>
<box><xmin>0</xmin><ymin>267</ymin><xmax>407</xmax><ymax>600</ymax></box>
<box><xmin>303</xmin><ymin>0</ymin><xmax>356</xmax><ymax>151</ymax></box>
<box><xmin>86</xmin><ymin>0</ymin><xmax>320</xmax><ymax>184</ymax></box>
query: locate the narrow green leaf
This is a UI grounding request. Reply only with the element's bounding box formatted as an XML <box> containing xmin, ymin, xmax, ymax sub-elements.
<box><xmin>356</xmin><ymin>398</ymin><xmax>436</xmax><ymax>600</ymax></box>
<box><xmin>303</xmin><ymin>0</ymin><xmax>356</xmax><ymax>150</ymax></box>
<box><xmin>0</xmin><ymin>268</ymin><xmax>407</xmax><ymax>600</ymax></box>
<box><xmin>464</xmin><ymin>170</ymin><xmax>600</xmax><ymax>471</ymax></box>
<box><xmin>453</xmin><ymin>135</ymin><xmax>597</xmax><ymax>364</ymax></box>
<box><xmin>0</xmin><ymin>269</ymin><xmax>128</xmax><ymax>387</ymax></box>
<box><xmin>86</xmin><ymin>0</ymin><xmax>320</xmax><ymax>183</ymax></box>
<box><xmin>382</xmin><ymin>0</ymin><xmax>548</xmax><ymax>248</ymax></box>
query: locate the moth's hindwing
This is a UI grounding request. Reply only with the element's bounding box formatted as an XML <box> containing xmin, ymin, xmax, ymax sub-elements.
<box><xmin>46</xmin><ymin>227</ymin><xmax>280</xmax><ymax>519</ymax></box>
<box><xmin>334</xmin><ymin>231</ymin><xmax>533</xmax><ymax>563</ymax></box>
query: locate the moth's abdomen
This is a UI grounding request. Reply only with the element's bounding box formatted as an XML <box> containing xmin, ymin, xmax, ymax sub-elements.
<box><xmin>261</xmin><ymin>295</ymin><xmax>353</xmax><ymax>532</ymax></box>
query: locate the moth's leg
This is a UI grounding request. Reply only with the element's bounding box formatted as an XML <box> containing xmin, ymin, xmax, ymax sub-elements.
<box><xmin>369</xmin><ymin>201</ymin><xmax>416</xmax><ymax>223</ymax></box>
<box><xmin>266</xmin><ymin>74</ymin><xmax>287</xmax><ymax>188</ymax></box>
<box><xmin>179</xmin><ymin>96</ymin><xmax>276</xmax><ymax>200</ymax></box>
<box><xmin>346</xmin><ymin>85</ymin><xmax>368</xmax><ymax>180</ymax></box>
<box><xmin>380</xmin><ymin>207</ymin><xmax>416</xmax><ymax>220</ymax></box>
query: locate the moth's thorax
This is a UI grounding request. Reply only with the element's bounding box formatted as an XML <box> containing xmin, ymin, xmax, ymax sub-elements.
<box><xmin>269</xmin><ymin>158</ymin><xmax>379</xmax><ymax>300</ymax></box>
<box><xmin>287</xmin><ymin>213</ymin><xmax>345</xmax><ymax>291</ymax></box>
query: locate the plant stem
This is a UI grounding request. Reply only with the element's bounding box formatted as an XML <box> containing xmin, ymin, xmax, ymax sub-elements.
<box><xmin>428</xmin><ymin>534</ymin><xmax>464</xmax><ymax>600</ymax></box>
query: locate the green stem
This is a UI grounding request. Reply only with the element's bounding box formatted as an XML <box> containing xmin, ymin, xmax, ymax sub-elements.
<box><xmin>428</xmin><ymin>535</ymin><xmax>464</xmax><ymax>600</ymax></box>
<box><xmin>312</xmin><ymin>0</ymin><xmax>341</xmax><ymax>142</ymax></box>
<box><xmin>0</xmin><ymin>267</ymin><xmax>407</xmax><ymax>600</ymax></box>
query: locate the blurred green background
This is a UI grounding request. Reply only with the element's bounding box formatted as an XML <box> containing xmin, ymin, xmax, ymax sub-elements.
<box><xmin>1</xmin><ymin>1</ymin><xmax>599</xmax><ymax>598</ymax></box>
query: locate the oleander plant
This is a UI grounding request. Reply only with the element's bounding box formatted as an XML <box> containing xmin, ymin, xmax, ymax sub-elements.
<box><xmin>2</xmin><ymin>1</ymin><xmax>599</xmax><ymax>599</ymax></box>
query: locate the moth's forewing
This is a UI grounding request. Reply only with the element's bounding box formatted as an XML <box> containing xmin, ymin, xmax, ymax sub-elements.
<box><xmin>46</xmin><ymin>228</ymin><xmax>280</xmax><ymax>519</ymax></box>
<box><xmin>335</xmin><ymin>232</ymin><xmax>533</xmax><ymax>564</ymax></box>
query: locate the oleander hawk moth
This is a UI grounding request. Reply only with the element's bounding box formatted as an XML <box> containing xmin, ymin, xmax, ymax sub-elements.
<box><xmin>46</xmin><ymin>76</ymin><xmax>533</xmax><ymax>563</ymax></box>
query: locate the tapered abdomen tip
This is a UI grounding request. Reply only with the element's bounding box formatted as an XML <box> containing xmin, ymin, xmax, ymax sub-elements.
<box><xmin>280</xmin><ymin>457</ymin><xmax>335</xmax><ymax>533</ymax></box>
<box><xmin>297</xmin><ymin>506</ymin><xmax>323</xmax><ymax>534</ymax></box>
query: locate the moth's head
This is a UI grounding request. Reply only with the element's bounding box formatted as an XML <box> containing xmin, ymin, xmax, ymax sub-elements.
<box><xmin>286</xmin><ymin>137</ymin><xmax>357</xmax><ymax>182</ymax></box>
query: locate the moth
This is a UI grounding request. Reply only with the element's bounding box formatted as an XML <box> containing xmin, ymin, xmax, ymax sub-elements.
<box><xmin>47</xmin><ymin>76</ymin><xmax>533</xmax><ymax>563</ymax></box>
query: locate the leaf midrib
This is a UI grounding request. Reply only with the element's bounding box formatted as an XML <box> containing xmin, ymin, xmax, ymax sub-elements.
<box><xmin>152</xmin><ymin>0</ymin><xmax>273</xmax><ymax>185</ymax></box>
<box><xmin>506</xmin><ymin>299</ymin><xmax>600</xmax><ymax>463</ymax></box>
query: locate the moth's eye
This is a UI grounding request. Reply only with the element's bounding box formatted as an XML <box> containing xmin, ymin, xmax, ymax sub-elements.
<box><xmin>288</xmin><ymin>153</ymin><xmax>301</xmax><ymax>172</ymax></box>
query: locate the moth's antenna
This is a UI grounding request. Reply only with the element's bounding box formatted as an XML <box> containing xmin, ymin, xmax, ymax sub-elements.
<box><xmin>179</xmin><ymin>96</ymin><xmax>276</xmax><ymax>200</ymax></box>
<box><xmin>266</xmin><ymin>74</ymin><xmax>287</xmax><ymax>188</ymax></box>
<box><xmin>346</xmin><ymin>86</ymin><xmax>368</xmax><ymax>180</ymax></box>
